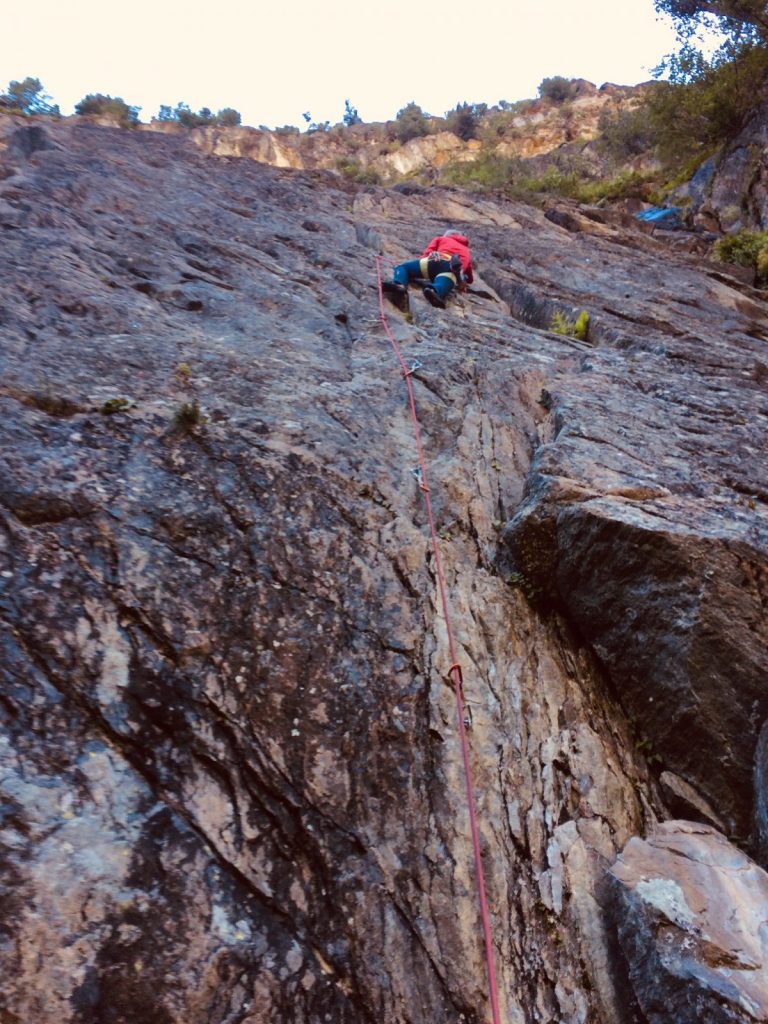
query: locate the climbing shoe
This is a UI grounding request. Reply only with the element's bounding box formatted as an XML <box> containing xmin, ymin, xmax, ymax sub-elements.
<box><xmin>382</xmin><ymin>281</ymin><xmax>409</xmax><ymax>312</ymax></box>
<box><xmin>423</xmin><ymin>286</ymin><xmax>446</xmax><ymax>310</ymax></box>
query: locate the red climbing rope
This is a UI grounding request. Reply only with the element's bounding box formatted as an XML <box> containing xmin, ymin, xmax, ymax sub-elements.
<box><xmin>374</xmin><ymin>256</ymin><xmax>503</xmax><ymax>1024</ymax></box>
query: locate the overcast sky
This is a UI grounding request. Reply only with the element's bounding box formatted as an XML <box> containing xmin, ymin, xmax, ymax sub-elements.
<box><xmin>3</xmin><ymin>0</ymin><xmax>679</xmax><ymax>128</ymax></box>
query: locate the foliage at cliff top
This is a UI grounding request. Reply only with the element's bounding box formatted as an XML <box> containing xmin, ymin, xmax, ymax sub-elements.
<box><xmin>0</xmin><ymin>77</ymin><xmax>59</xmax><ymax>116</ymax></box>
<box><xmin>655</xmin><ymin>0</ymin><xmax>768</xmax><ymax>48</ymax></box>
<box><xmin>392</xmin><ymin>102</ymin><xmax>431</xmax><ymax>142</ymax></box>
<box><xmin>539</xmin><ymin>76</ymin><xmax>580</xmax><ymax>102</ymax></box>
<box><xmin>156</xmin><ymin>103</ymin><xmax>242</xmax><ymax>128</ymax></box>
<box><xmin>75</xmin><ymin>94</ymin><xmax>141</xmax><ymax>128</ymax></box>
<box><xmin>714</xmin><ymin>229</ymin><xmax>768</xmax><ymax>281</ymax></box>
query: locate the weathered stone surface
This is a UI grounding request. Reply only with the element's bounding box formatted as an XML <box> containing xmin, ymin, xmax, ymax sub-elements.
<box><xmin>666</xmin><ymin>107</ymin><xmax>768</xmax><ymax>233</ymax></box>
<box><xmin>495</xmin><ymin>204</ymin><xmax>768</xmax><ymax>837</ymax></box>
<box><xmin>754</xmin><ymin>720</ymin><xmax>768</xmax><ymax>861</ymax></box>
<box><xmin>0</xmin><ymin>117</ymin><xmax>766</xmax><ymax>1023</ymax></box>
<box><xmin>659</xmin><ymin>770</ymin><xmax>726</xmax><ymax>832</ymax></box>
<box><xmin>610</xmin><ymin>821</ymin><xmax>768</xmax><ymax>1023</ymax></box>
<box><xmin>134</xmin><ymin>81</ymin><xmax>649</xmax><ymax>183</ymax></box>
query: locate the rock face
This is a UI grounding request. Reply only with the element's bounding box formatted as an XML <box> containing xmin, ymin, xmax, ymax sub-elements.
<box><xmin>668</xmin><ymin>105</ymin><xmax>768</xmax><ymax>234</ymax></box>
<box><xmin>493</xmin><ymin>211</ymin><xmax>768</xmax><ymax>838</ymax></box>
<box><xmin>610</xmin><ymin>821</ymin><xmax>768</xmax><ymax>1023</ymax></box>
<box><xmin>0</xmin><ymin>116</ymin><xmax>767</xmax><ymax>1023</ymax></box>
<box><xmin>141</xmin><ymin>81</ymin><xmax>648</xmax><ymax>183</ymax></box>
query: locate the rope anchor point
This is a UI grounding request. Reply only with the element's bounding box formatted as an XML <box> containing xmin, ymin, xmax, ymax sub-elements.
<box><xmin>410</xmin><ymin>465</ymin><xmax>430</xmax><ymax>493</ymax></box>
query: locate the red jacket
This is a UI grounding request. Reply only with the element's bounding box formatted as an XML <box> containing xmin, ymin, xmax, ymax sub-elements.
<box><xmin>422</xmin><ymin>234</ymin><xmax>474</xmax><ymax>283</ymax></box>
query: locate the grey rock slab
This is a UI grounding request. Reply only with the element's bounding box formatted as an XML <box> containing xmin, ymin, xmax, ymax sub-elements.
<box><xmin>1</xmin><ymin>116</ymin><xmax>767</xmax><ymax>1024</ymax></box>
<box><xmin>610</xmin><ymin>821</ymin><xmax>768</xmax><ymax>1023</ymax></box>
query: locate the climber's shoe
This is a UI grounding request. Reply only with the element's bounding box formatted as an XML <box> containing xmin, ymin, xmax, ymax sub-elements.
<box><xmin>382</xmin><ymin>280</ymin><xmax>409</xmax><ymax>311</ymax></box>
<box><xmin>383</xmin><ymin>281</ymin><xmax>407</xmax><ymax>296</ymax></box>
<box><xmin>423</xmin><ymin>286</ymin><xmax>446</xmax><ymax>309</ymax></box>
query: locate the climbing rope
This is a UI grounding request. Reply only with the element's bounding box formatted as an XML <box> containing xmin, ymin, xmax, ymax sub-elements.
<box><xmin>374</xmin><ymin>256</ymin><xmax>503</xmax><ymax>1024</ymax></box>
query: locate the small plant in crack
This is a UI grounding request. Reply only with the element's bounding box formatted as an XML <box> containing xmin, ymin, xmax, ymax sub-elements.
<box><xmin>173</xmin><ymin>400</ymin><xmax>206</xmax><ymax>431</ymax></box>
<box><xmin>437</xmin><ymin>520</ymin><xmax>457</xmax><ymax>540</ymax></box>
<box><xmin>26</xmin><ymin>376</ymin><xmax>83</xmax><ymax>417</ymax></box>
<box><xmin>635</xmin><ymin>735</ymin><xmax>663</xmax><ymax>766</ymax></box>
<box><xmin>549</xmin><ymin>309</ymin><xmax>590</xmax><ymax>341</ymax></box>
<box><xmin>100</xmin><ymin>397</ymin><xmax>132</xmax><ymax>415</ymax></box>
<box><xmin>506</xmin><ymin>569</ymin><xmax>540</xmax><ymax>602</ymax></box>
<box><xmin>627</xmin><ymin>714</ymin><xmax>663</xmax><ymax>769</ymax></box>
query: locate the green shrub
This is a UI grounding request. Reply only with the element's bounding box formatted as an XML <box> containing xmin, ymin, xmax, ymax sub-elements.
<box><xmin>100</xmin><ymin>397</ymin><xmax>132</xmax><ymax>414</ymax></box>
<box><xmin>353</xmin><ymin>166</ymin><xmax>381</xmax><ymax>185</ymax></box>
<box><xmin>539</xmin><ymin>77</ymin><xmax>579</xmax><ymax>103</ymax></box>
<box><xmin>393</xmin><ymin>102</ymin><xmax>430</xmax><ymax>142</ymax></box>
<box><xmin>714</xmin><ymin>229</ymin><xmax>768</xmax><ymax>281</ymax></box>
<box><xmin>647</xmin><ymin>45</ymin><xmax>768</xmax><ymax>165</ymax></box>
<box><xmin>441</xmin><ymin>154</ymin><xmax>516</xmax><ymax>189</ymax></box>
<box><xmin>76</xmin><ymin>93</ymin><xmax>140</xmax><ymax>127</ymax></box>
<box><xmin>445</xmin><ymin>101</ymin><xmax>486</xmax><ymax>141</ymax></box>
<box><xmin>335</xmin><ymin>158</ymin><xmax>380</xmax><ymax>185</ymax></box>
<box><xmin>157</xmin><ymin>103</ymin><xmax>241</xmax><ymax>127</ymax></box>
<box><xmin>176</xmin><ymin>104</ymin><xmax>213</xmax><ymax>127</ymax></box>
<box><xmin>573</xmin><ymin>311</ymin><xmax>590</xmax><ymax>340</ymax></box>
<box><xmin>217</xmin><ymin>107</ymin><xmax>241</xmax><ymax>127</ymax></box>
<box><xmin>497</xmin><ymin>98</ymin><xmax>536</xmax><ymax>115</ymax></box>
<box><xmin>573</xmin><ymin>171</ymin><xmax>652</xmax><ymax>203</ymax></box>
<box><xmin>479</xmin><ymin>100</ymin><xmax>538</xmax><ymax>142</ymax></box>
<box><xmin>173</xmin><ymin>400</ymin><xmax>205</xmax><ymax>430</ymax></box>
<box><xmin>598</xmin><ymin>103</ymin><xmax>661</xmax><ymax>161</ymax></box>
<box><xmin>550</xmin><ymin>309</ymin><xmax>590</xmax><ymax>339</ymax></box>
<box><xmin>442</xmin><ymin>149</ymin><xmax>653</xmax><ymax>204</ymax></box>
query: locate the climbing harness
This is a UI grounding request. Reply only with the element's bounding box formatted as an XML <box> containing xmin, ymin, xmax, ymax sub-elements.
<box><xmin>419</xmin><ymin>254</ymin><xmax>458</xmax><ymax>287</ymax></box>
<box><xmin>375</xmin><ymin>255</ymin><xmax>503</xmax><ymax>1024</ymax></box>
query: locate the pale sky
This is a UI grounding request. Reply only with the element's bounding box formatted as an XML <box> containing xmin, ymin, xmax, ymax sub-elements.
<box><xmin>3</xmin><ymin>0</ymin><xmax>679</xmax><ymax>128</ymax></box>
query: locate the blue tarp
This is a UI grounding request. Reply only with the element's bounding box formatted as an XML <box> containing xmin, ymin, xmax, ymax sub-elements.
<box><xmin>636</xmin><ymin>206</ymin><xmax>684</xmax><ymax>230</ymax></box>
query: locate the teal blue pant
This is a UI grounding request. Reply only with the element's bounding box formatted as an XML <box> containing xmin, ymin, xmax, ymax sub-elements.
<box><xmin>393</xmin><ymin>257</ymin><xmax>456</xmax><ymax>299</ymax></box>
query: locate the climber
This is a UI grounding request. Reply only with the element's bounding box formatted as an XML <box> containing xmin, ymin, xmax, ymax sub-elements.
<box><xmin>383</xmin><ymin>230</ymin><xmax>474</xmax><ymax>310</ymax></box>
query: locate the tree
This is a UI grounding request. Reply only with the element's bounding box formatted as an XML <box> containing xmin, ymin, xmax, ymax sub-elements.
<box><xmin>156</xmin><ymin>103</ymin><xmax>240</xmax><ymax>127</ymax></box>
<box><xmin>343</xmin><ymin>99</ymin><xmax>362</xmax><ymax>126</ymax></box>
<box><xmin>393</xmin><ymin>101</ymin><xmax>430</xmax><ymax>142</ymax></box>
<box><xmin>75</xmin><ymin>94</ymin><xmax>140</xmax><ymax>127</ymax></box>
<box><xmin>650</xmin><ymin>43</ymin><xmax>768</xmax><ymax>158</ymax></box>
<box><xmin>172</xmin><ymin>103</ymin><xmax>198</xmax><ymax>127</ymax></box>
<box><xmin>655</xmin><ymin>1</ymin><xmax>768</xmax><ymax>42</ymax></box>
<box><xmin>654</xmin><ymin>0</ymin><xmax>768</xmax><ymax>76</ymax></box>
<box><xmin>538</xmin><ymin>76</ymin><xmax>578</xmax><ymax>103</ymax></box>
<box><xmin>445</xmin><ymin>101</ymin><xmax>486</xmax><ymax>141</ymax></box>
<box><xmin>2</xmin><ymin>77</ymin><xmax>59</xmax><ymax>115</ymax></box>
<box><xmin>217</xmin><ymin>107</ymin><xmax>241</xmax><ymax>127</ymax></box>
<box><xmin>646</xmin><ymin>0</ymin><xmax>768</xmax><ymax>159</ymax></box>
<box><xmin>300</xmin><ymin>110</ymin><xmax>329</xmax><ymax>131</ymax></box>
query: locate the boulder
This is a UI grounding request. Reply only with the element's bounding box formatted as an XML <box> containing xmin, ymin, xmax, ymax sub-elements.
<box><xmin>610</xmin><ymin>821</ymin><xmax>768</xmax><ymax>1023</ymax></box>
